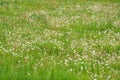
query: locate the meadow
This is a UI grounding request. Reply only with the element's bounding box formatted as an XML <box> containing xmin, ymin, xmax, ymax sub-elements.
<box><xmin>0</xmin><ymin>0</ymin><xmax>120</xmax><ymax>80</ymax></box>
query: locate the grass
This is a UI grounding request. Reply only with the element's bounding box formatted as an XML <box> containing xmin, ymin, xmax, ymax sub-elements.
<box><xmin>0</xmin><ymin>0</ymin><xmax>120</xmax><ymax>80</ymax></box>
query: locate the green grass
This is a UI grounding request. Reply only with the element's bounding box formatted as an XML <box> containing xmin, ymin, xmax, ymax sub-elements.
<box><xmin>0</xmin><ymin>0</ymin><xmax>120</xmax><ymax>80</ymax></box>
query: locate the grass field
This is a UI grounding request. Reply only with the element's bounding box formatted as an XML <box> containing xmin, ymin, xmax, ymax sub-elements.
<box><xmin>0</xmin><ymin>0</ymin><xmax>120</xmax><ymax>80</ymax></box>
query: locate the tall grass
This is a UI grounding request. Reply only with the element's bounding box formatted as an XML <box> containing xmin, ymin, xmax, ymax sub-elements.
<box><xmin>0</xmin><ymin>0</ymin><xmax>120</xmax><ymax>80</ymax></box>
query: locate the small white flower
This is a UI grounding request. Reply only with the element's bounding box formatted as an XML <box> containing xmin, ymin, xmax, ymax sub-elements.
<box><xmin>69</xmin><ymin>68</ymin><xmax>73</xmax><ymax>72</ymax></box>
<box><xmin>80</xmin><ymin>67</ymin><xmax>83</xmax><ymax>70</ymax></box>
<box><xmin>27</xmin><ymin>72</ymin><xmax>31</xmax><ymax>75</ymax></box>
